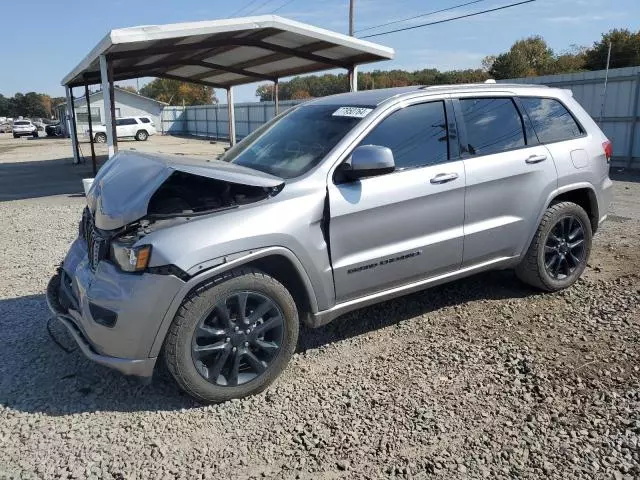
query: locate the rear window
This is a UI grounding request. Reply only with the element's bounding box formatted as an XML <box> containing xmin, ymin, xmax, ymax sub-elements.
<box><xmin>14</xmin><ymin>121</ymin><xmax>30</xmax><ymax>126</ymax></box>
<box><xmin>139</xmin><ymin>117</ymin><xmax>151</xmax><ymax>123</ymax></box>
<box><xmin>459</xmin><ymin>98</ymin><xmax>525</xmax><ymax>156</ymax></box>
<box><xmin>116</xmin><ymin>118</ymin><xmax>138</xmax><ymax>126</ymax></box>
<box><xmin>520</xmin><ymin>97</ymin><xmax>583</xmax><ymax>143</ymax></box>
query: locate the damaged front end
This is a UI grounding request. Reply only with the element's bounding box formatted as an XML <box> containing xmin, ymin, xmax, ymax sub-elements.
<box><xmin>47</xmin><ymin>151</ymin><xmax>286</xmax><ymax>376</ymax></box>
<box><xmin>81</xmin><ymin>151</ymin><xmax>285</xmax><ymax>273</ymax></box>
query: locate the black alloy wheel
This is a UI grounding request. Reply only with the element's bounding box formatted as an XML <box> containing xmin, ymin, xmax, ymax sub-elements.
<box><xmin>543</xmin><ymin>215</ymin><xmax>586</xmax><ymax>280</ymax></box>
<box><xmin>191</xmin><ymin>291</ymin><xmax>284</xmax><ymax>386</ymax></box>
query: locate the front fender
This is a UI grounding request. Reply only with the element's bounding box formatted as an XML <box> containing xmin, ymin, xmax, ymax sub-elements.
<box><xmin>147</xmin><ymin>246</ymin><xmax>319</xmax><ymax>357</ymax></box>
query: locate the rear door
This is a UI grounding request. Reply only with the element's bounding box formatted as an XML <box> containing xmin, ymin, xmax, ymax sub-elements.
<box><xmin>328</xmin><ymin>98</ymin><xmax>466</xmax><ymax>302</ymax></box>
<box><xmin>455</xmin><ymin>95</ymin><xmax>558</xmax><ymax>266</ymax></box>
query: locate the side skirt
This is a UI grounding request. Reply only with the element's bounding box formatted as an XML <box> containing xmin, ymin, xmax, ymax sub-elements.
<box><xmin>307</xmin><ymin>255</ymin><xmax>518</xmax><ymax>328</ymax></box>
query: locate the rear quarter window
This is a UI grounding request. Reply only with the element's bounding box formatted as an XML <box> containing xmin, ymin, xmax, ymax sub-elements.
<box><xmin>139</xmin><ymin>117</ymin><xmax>151</xmax><ymax>123</ymax></box>
<box><xmin>520</xmin><ymin>97</ymin><xmax>583</xmax><ymax>143</ymax></box>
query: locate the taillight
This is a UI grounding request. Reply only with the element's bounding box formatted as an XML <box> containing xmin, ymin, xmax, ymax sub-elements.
<box><xmin>602</xmin><ymin>140</ymin><xmax>612</xmax><ymax>163</ymax></box>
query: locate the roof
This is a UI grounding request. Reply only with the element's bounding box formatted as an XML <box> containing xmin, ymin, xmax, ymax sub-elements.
<box><xmin>82</xmin><ymin>86</ymin><xmax>168</xmax><ymax>105</ymax></box>
<box><xmin>308</xmin><ymin>82</ymin><xmax>556</xmax><ymax>106</ymax></box>
<box><xmin>61</xmin><ymin>15</ymin><xmax>394</xmax><ymax>88</ymax></box>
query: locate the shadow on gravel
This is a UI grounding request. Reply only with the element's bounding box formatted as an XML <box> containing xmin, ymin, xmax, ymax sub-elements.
<box><xmin>298</xmin><ymin>269</ymin><xmax>535</xmax><ymax>352</ymax></box>
<box><xmin>0</xmin><ymin>294</ymin><xmax>195</xmax><ymax>416</ymax></box>
<box><xmin>610</xmin><ymin>168</ymin><xmax>640</xmax><ymax>183</ymax></box>
<box><xmin>0</xmin><ymin>157</ymin><xmax>107</xmax><ymax>202</ymax></box>
<box><xmin>0</xmin><ymin>270</ymin><xmax>533</xmax><ymax>415</ymax></box>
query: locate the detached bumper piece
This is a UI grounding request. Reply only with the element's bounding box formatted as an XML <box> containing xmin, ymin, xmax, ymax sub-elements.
<box><xmin>46</xmin><ymin>271</ymin><xmax>156</xmax><ymax>379</ymax></box>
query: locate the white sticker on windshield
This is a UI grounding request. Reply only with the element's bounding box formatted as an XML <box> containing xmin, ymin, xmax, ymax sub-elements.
<box><xmin>332</xmin><ymin>106</ymin><xmax>373</xmax><ymax>118</ymax></box>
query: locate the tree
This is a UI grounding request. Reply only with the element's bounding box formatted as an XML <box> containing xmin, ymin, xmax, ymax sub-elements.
<box><xmin>486</xmin><ymin>36</ymin><xmax>555</xmax><ymax>79</ymax></box>
<box><xmin>117</xmin><ymin>85</ymin><xmax>139</xmax><ymax>94</ymax></box>
<box><xmin>585</xmin><ymin>29</ymin><xmax>640</xmax><ymax>70</ymax></box>
<box><xmin>139</xmin><ymin>78</ymin><xmax>217</xmax><ymax>105</ymax></box>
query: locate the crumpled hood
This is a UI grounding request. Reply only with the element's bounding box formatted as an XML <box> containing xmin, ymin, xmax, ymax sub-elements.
<box><xmin>86</xmin><ymin>151</ymin><xmax>283</xmax><ymax>230</ymax></box>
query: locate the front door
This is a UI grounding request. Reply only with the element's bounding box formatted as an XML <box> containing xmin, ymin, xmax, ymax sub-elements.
<box><xmin>455</xmin><ymin>95</ymin><xmax>559</xmax><ymax>266</ymax></box>
<box><xmin>328</xmin><ymin>100</ymin><xmax>466</xmax><ymax>302</ymax></box>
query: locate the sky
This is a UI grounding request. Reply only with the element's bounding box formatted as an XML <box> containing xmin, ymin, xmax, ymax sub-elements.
<box><xmin>0</xmin><ymin>0</ymin><xmax>638</xmax><ymax>103</ymax></box>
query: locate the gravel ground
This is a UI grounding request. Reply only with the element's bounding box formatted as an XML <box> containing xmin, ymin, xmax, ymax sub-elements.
<box><xmin>0</xmin><ymin>135</ymin><xmax>638</xmax><ymax>479</ymax></box>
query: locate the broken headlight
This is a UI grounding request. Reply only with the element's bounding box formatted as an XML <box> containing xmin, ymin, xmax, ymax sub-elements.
<box><xmin>110</xmin><ymin>236</ymin><xmax>152</xmax><ymax>273</ymax></box>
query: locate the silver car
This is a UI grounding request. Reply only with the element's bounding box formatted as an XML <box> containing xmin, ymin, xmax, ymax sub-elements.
<box><xmin>47</xmin><ymin>83</ymin><xmax>613</xmax><ymax>403</ymax></box>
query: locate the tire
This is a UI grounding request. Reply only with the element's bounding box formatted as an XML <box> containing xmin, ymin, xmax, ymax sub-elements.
<box><xmin>163</xmin><ymin>268</ymin><xmax>299</xmax><ymax>403</ymax></box>
<box><xmin>32</xmin><ymin>131</ymin><xmax>38</xmax><ymax>138</ymax></box>
<box><xmin>94</xmin><ymin>132</ymin><xmax>107</xmax><ymax>143</ymax></box>
<box><xmin>516</xmin><ymin>201</ymin><xmax>592</xmax><ymax>292</ymax></box>
<box><xmin>13</xmin><ymin>134</ymin><xmax>18</xmax><ymax>139</ymax></box>
<box><xmin>135</xmin><ymin>130</ymin><xmax>148</xmax><ymax>141</ymax></box>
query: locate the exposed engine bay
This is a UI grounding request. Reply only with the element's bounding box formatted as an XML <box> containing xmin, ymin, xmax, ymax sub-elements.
<box><xmin>147</xmin><ymin>171</ymin><xmax>278</xmax><ymax>218</ymax></box>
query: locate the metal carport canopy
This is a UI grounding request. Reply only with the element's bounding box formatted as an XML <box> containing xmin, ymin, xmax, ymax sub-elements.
<box><xmin>60</xmin><ymin>15</ymin><xmax>394</xmax><ymax>169</ymax></box>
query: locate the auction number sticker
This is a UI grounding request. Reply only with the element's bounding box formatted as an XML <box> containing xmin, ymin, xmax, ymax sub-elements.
<box><xmin>332</xmin><ymin>106</ymin><xmax>373</xmax><ymax>118</ymax></box>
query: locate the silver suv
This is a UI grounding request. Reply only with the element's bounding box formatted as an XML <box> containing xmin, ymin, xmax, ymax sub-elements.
<box><xmin>48</xmin><ymin>84</ymin><xmax>613</xmax><ymax>403</ymax></box>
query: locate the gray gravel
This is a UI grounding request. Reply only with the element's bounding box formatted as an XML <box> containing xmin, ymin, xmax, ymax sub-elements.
<box><xmin>0</xmin><ymin>136</ymin><xmax>639</xmax><ymax>479</ymax></box>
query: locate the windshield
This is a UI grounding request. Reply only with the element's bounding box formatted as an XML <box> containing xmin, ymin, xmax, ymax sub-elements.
<box><xmin>14</xmin><ymin>121</ymin><xmax>30</xmax><ymax>126</ymax></box>
<box><xmin>225</xmin><ymin>105</ymin><xmax>372</xmax><ymax>178</ymax></box>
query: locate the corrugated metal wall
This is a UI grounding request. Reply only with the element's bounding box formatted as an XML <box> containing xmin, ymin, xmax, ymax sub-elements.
<box><xmin>502</xmin><ymin>66</ymin><xmax>640</xmax><ymax>168</ymax></box>
<box><xmin>161</xmin><ymin>100</ymin><xmax>303</xmax><ymax>141</ymax></box>
<box><xmin>161</xmin><ymin>66</ymin><xmax>640</xmax><ymax>168</ymax></box>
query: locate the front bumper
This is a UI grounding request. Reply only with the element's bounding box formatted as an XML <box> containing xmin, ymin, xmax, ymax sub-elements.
<box><xmin>46</xmin><ymin>238</ymin><xmax>186</xmax><ymax>378</ymax></box>
<box><xmin>13</xmin><ymin>131</ymin><xmax>36</xmax><ymax>136</ymax></box>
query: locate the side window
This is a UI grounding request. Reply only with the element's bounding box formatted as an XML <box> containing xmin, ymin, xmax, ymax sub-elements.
<box><xmin>115</xmin><ymin>118</ymin><xmax>125</xmax><ymax>126</ymax></box>
<box><xmin>459</xmin><ymin>98</ymin><xmax>525</xmax><ymax>156</ymax></box>
<box><xmin>520</xmin><ymin>97</ymin><xmax>583</xmax><ymax>143</ymax></box>
<box><xmin>139</xmin><ymin>117</ymin><xmax>151</xmax><ymax>124</ymax></box>
<box><xmin>117</xmin><ymin>118</ymin><xmax>137</xmax><ymax>126</ymax></box>
<box><xmin>359</xmin><ymin>101</ymin><xmax>448</xmax><ymax>169</ymax></box>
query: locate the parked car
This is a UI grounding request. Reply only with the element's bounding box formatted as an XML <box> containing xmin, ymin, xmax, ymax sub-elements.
<box><xmin>0</xmin><ymin>123</ymin><xmax>12</xmax><ymax>133</ymax></box>
<box><xmin>88</xmin><ymin>116</ymin><xmax>156</xmax><ymax>142</ymax></box>
<box><xmin>48</xmin><ymin>83</ymin><xmax>613</xmax><ymax>403</ymax></box>
<box><xmin>45</xmin><ymin>123</ymin><xmax>62</xmax><ymax>137</ymax></box>
<box><xmin>12</xmin><ymin>120</ymin><xmax>38</xmax><ymax>138</ymax></box>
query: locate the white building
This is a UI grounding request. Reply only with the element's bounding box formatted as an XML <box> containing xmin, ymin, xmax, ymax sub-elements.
<box><xmin>57</xmin><ymin>87</ymin><xmax>167</xmax><ymax>137</ymax></box>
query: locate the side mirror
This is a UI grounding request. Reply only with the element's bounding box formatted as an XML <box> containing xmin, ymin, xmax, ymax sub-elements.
<box><xmin>342</xmin><ymin>145</ymin><xmax>395</xmax><ymax>180</ymax></box>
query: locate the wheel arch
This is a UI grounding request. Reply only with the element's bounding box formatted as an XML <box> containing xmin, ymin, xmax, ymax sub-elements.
<box><xmin>547</xmin><ymin>185</ymin><xmax>599</xmax><ymax>233</ymax></box>
<box><xmin>148</xmin><ymin>246</ymin><xmax>318</xmax><ymax>357</ymax></box>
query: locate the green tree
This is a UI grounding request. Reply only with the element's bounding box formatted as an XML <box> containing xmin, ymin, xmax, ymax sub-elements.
<box><xmin>139</xmin><ymin>78</ymin><xmax>217</xmax><ymax>105</ymax></box>
<box><xmin>0</xmin><ymin>94</ymin><xmax>8</xmax><ymax>117</ymax></box>
<box><xmin>585</xmin><ymin>29</ymin><xmax>640</xmax><ymax>70</ymax></box>
<box><xmin>486</xmin><ymin>36</ymin><xmax>555</xmax><ymax>79</ymax></box>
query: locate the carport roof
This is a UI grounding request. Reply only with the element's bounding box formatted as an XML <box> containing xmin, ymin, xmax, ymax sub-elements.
<box><xmin>61</xmin><ymin>15</ymin><xmax>394</xmax><ymax>89</ymax></box>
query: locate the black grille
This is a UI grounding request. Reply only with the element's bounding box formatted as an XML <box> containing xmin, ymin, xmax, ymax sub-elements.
<box><xmin>82</xmin><ymin>208</ymin><xmax>109</xmax><ymax>271</ymax></box>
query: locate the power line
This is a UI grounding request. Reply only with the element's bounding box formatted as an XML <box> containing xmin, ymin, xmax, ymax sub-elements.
<box><xmin>356</xmin><ymin>0</ymin><xmax>489</xmax><ymax>34</ymax></box>
<box><xmin>228</xmin><ymin>0</ymin><xmax>261</xmax><ymax>17</ymax></box>
<box><xmin>245</xmin><ymin>0</ymin><xmax>280</xmax><ymax>16</ymax></box>
<box><xmin>359</xmin><ymin>0</ymin><xmax>536</xmax><ymax>39</ymax></box>
<box><xmin>271</xmin><ymin>0</ymin><xmax>297</xmax><ymax>13</ymax></box>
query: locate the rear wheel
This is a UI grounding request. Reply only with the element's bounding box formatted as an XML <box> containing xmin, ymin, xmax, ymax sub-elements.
<box><xmin>135</xmin><ymin>130</ymin><xmax>148</xmax><ymax>141</ymax></box>
<box><xmin>163</xmin><ymin>268</ymin><xmax>299</xmax><ymax>403</ymax></box>
<box><xmin>516</xmin><ymin>201</ymin><xmax>592</xmax><ymax>291</ymax></box>
<box><xmin>32</xmin><ymin>131</ymin><xmax>38</xmax><ymax>138</ymax></box>
<box><xmin>94</xmin><ymin>132</ymin><xmax>107</xmax><ymax>143</ymax></box>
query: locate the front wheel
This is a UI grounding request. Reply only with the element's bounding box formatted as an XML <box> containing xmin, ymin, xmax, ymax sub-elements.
<box><xmin>516</xmin><ymin>201</ymin><xmax>592</xmax><ymax>292</ymax></box>
<box><xmin>163</xmin><ymin>268</ymin><xmax>299</xmax><ymax>403</ymax></box>
<box><xmin>135</xmin><ymin>130</ymin><xmax>148</xmax><ymax>141</ymax></box>
<box><xmin>94</xmin><ymin>132</ymin><xmax>107</xmax><ymax>143</ymax></box>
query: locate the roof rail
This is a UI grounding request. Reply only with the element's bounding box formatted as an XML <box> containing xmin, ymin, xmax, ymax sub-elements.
<box><xmin>419</xmin><ymin>82</ymin><xmax>549</xmax><ymax>90</ymax></box>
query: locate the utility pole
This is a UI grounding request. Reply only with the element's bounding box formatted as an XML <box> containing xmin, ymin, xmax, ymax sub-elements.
<box><xmin>348</xmin><ymin>0</ymin><xmax>358</xmax><ymax>91</ymax></box>
<box><xmin>599</xmin><ymin>40</ymin><xmax>612</xmax><ymax>123</ymax></box>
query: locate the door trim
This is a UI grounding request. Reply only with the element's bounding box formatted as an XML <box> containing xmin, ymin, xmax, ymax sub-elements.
<box><xmin>308</xmin><ymin>255</ymin><xmax>517</xmax><ymax>327</ymax></box>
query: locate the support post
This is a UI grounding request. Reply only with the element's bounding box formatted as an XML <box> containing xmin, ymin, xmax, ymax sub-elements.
<box><xmin>348</xmin><ymin>66</ymin><xmax>358</xmax><ymax>92</ymax></box>
<box><xmin>227</xmin><ymin>87</ymin><xmax>236</xmax><ymax>146</ymax></box>
<box><xmin>99</xmin><ymin>55</ymin><xmax>116</xmax><ymax>158</ymax></box>
<box><xmin>274</xmin><ymin>79</ymin><xmax>280</xmax><ymax>115</ymax></box>
<box><xmin>84</xmin><ymin>81</ymin><xmax>97</xmax><ymax>175</ymax></box>
<box><xmin>108</xmin><ymin>61</ymin><xmax>118</xmax><ymax>155</ymax></box>
<box><xmin>65</xmin><ymin>86</ymin><xmax>80</xmax><ymax>164</ymax></box>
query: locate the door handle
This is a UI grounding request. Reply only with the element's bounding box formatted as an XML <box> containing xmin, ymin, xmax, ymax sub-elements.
<box><xmin>430</xmin><ymin>172</ymin><xmax>459</xmax><ymax>184</ymax></box>
<box><xmin>525</xmin><ymin>154</ymin><xmax>547</xmax><ymax>164</ymax></box>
